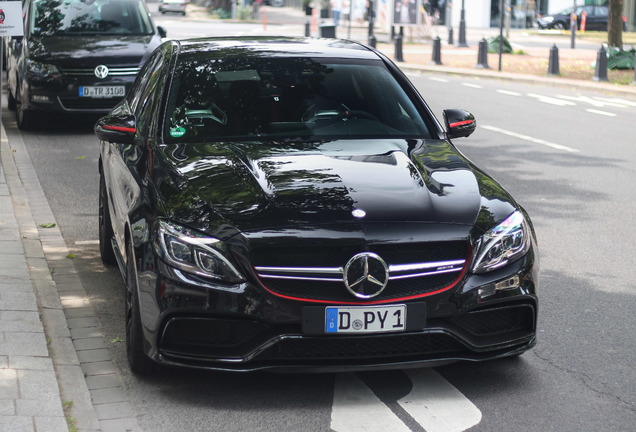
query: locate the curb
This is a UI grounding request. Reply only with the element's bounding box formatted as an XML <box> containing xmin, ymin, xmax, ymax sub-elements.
<box><xmin>1</xmin><ymin>112</ymin><xmax>141</xmax><ymax>431</ymax></box>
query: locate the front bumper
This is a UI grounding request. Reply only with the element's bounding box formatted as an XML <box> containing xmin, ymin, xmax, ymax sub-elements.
<box><xmin>135</xmin><ymin>250</ymin><xmax>538</xmax><ymax>373</ymax></box>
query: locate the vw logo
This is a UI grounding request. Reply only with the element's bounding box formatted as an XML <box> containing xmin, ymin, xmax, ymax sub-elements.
<box><xmin>343</xmin><ymin>252</ymin><xmax>389</xmax><ymax>299</ymax></box>
<box><xmin>94</xmin><ymin>65</ymin><xmax>109</xmax><ymax>79</ymax></box>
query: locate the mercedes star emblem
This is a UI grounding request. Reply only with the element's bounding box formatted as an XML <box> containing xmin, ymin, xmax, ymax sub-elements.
<box><xmin>343</xmin><ymin>252</ymin><xmax>389</xmax><ymax>299</ymax></box>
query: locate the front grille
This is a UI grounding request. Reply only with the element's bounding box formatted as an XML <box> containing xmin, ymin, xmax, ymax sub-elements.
<box><xmin>60</xmin><ymin>67</ymin><xmax>140</xmax><ymax>77</ymax></box>
<box><xmin>252</xmin><ymin>241</ymin><xmax>469</xmax><ymax>303</ymax></box>
<box><xmin>258</xmin><ymin>332</ymin><xmax>465</xmax><ymax>361</ymax></box>
<box><xmin>58</xmin><ymin>97</ymin><xmax>122</xmax><ymax>111</ymax></box>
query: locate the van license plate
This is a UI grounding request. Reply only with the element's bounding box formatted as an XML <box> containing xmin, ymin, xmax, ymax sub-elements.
<box><xmin>79</xmin><ymin>86</ymin><xmax>125</xmax><ymax>98</ymax></box>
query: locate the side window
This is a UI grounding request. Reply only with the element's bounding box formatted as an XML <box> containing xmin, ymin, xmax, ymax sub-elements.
<box><xmin>129</xmin><ymin>52</ymin><xmax>165</xmax><ymax>136</ymax></box>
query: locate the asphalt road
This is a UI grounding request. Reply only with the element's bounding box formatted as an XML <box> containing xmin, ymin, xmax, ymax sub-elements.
<box><xmin>3</xmin><ymin>7</ymin><xmax>635</xmax><ymax>432</ymax></box>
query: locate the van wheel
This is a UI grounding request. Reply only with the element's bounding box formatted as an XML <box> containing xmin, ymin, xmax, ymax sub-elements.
<box><xmin>16</xmin><ymin>104</ymin><xmax>36</xmax><ymax>130</ymax></box>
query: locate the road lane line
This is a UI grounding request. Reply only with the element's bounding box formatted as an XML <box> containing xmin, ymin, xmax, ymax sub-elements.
<box><xmin>331</xmin><ymin>373</ymin><xmax>410</xmax><ymax>432</ymax></box>
<box><xmin>398</xmin><ymin>369</ymin><xmax>482</xmax><ymax>432</ymax></box>
<box><xmin>586</xmin><ymin>109</ymin><xmax>617</xmax><ymax>117</ymax></box>
<box><xmin>595</xmin><ymin>97</ymin><xmax>636</xmax><ymax>107</ymax></box>
<box><xmin>497</xmin><ymin>89</ymin><xmax>521</xmax><ymax>96</ymax></box>
<box><xmin>481</xmin><ymin>125</ymin><xmax>580</xmax><ymax>153</ymax></box>
<box><xmin>527</xmin><ymin>93</ymin><xmax>576</xmax><ymax>106</ymax></box>
<box><xmin>429</xmin><ymin>77</ymin><xmax>449</xmax><ymax>82</ymax></box>
<box><xmin>462</xmin><ymin>83</ymin><xmax>483</xmax><ymax>88</ymax></box>
<box><xmin>558</xmin><ymin>95</ymin><xmax>627</xmax><ymax>108</ymax></box>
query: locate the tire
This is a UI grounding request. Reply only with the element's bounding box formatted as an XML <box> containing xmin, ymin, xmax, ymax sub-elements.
<box><xmin>16</xmin><ymin>103</ymin><xmax>37</xmax><ymax>130</ymax></box>
<box><xmin>7</xmin><ymin>88</ymin><xmax>17</xmax><ymax>111</ymax></box>
<box><xmin>99</xmin><ymin>172</ymin><xmax>117</xmax><ymax>265</ymax></box>
<box><xmin>125</xmin><ymin>241</ymin><xmax>155</xmax><ymax>375</ymax></box>
<box><xmin>553</xmin><ymin>21</ymin><xmax>567</xmax><ymax>30</ymax></box>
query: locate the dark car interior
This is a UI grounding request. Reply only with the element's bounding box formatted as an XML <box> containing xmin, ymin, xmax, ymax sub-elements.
<box><xmin>166</xmin><ymin>55</ymin><xmax>432</xmax><ymax>141</ymax></box>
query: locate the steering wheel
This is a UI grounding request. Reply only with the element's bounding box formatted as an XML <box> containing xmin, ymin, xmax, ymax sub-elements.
<box><xmin>185</xmin><ymin>103</ymin><xmax>227</xmax><ymax>125</ymax></box>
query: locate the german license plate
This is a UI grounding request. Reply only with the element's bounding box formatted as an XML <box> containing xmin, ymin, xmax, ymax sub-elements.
<box><xmin>325</xmin><ymin>305</ymin><xmax>406</xmax><ymax>334</ymax></box>
<box><xmin>79</xmin><ymin>86</ymin><xmax>125</xmax><ymax>98</ymax></box>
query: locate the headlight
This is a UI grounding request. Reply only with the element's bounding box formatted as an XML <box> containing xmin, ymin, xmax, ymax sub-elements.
<box><xmin>471</xmin><ymin>211</ymin><xmax>531</xmax><ymax>274</ymax></box>
<box><xmin>26</xmin><ymin>60</ymin><xmax>61</xmax><ymax>78</ymax></box>
<box><xmin>156</xmin><ymin>220</ymin><xmax>244</xmax><ymax>284</ymax></box>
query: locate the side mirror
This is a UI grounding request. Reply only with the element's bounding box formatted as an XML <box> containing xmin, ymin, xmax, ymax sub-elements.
<box><xmin>94</xmin><ymin>114</ymin><xmax>137</xmax><ymax>144</ymax></box>
<box><xmin>443</xmin><ymin>109</ymin><xmax>476</xmax><ymax>139</ymax></box>
<box><xmin>157</xmin><ymin>26</ymin><xmax>167</xmax><ymax>38</ymax></box>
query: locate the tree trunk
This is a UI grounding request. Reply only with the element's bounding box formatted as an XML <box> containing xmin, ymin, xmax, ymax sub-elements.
<box><xmin>608</xmin><ymin>0</ymin><xmax>623</xmax><ymax>49</ymax></box>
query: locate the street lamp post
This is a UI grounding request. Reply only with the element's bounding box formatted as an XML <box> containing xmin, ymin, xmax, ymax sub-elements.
<box><xmin>457</xmin><ymin>0</ymin><xmax>468</xmax><ymax>47</ymax></box>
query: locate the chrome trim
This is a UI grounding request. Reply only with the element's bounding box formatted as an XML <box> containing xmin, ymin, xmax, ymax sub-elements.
<box><xmin>255</xmin><ymin>259</ymin><xmax>466</xmax><ymax>283</ymax></box>
<box><xmin>61</xmin><ymin>67</ymin><xmax>140</xmax><ymax>76</ymax></box>
<box><xmin>254</xmin><ymin>266</ymin><xmax>342</xmax><ymax>275</ymax></box>
<box><xmin>389</xmin><ymin>260</ymin><xmax>465</xmax><ymax>273</ymax></box>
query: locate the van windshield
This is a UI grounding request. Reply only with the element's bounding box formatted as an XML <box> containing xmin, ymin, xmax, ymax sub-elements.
<box><xmin>31</xmin><ymin>0</ymin><xmax>154</xmax><ymax>36</ymax></box>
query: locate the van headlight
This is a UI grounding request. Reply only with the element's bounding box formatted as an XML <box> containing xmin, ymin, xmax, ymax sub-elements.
<box><xmin>472</xmin><ymin>211</ymin><xmax>532</xmax><ymax>274</ymax></box>
<box><xmin>26</xmin><ymin>60</ymin><xmax>61</xmax><ymax>79</ymax></box>
<box><xmin>156</xmin><ymin>220</ymin><xmax>244</xmax><ymax>284</ymax></box>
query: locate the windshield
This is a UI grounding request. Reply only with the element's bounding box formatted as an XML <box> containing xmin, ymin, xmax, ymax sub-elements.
<box><xmin>164</xmin><ymin>54</ymin><xmax>431</xmax><ymax>142</ymax></box>
<box><xmin>31</xmin><ymin>0</ymin><xmax>154</xmax><ymax>36</ymax></box>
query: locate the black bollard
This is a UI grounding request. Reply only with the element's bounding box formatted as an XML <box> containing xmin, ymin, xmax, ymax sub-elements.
<box><xmin>475</xmin><ymin>38</ymin><xmax>490</xmax><ymax>69</ymax></box>
<box><xmin>305</xmin><ymin>20</ymin><xmax>310</xmax><ymax>37</ymax></box>
<box><xmin>548</xmin><ymin>44</ymin><xmax>560</xmax><ymax>76</ymax></box>
<box><xmin>368</xmin><ymin>34</ymin><xmax>377</xmax><ymax>49</ymax></box>
<box><xmin>593</xmin><ymin>45</ymin><xmax>609</xmax><ymax>82</ymax></box>
<box><xmin>430</xmin><ymin>37</ymin><xmax>442</xmax><ymax>65</ymax></box>
<box><xmin>395</xmin><ymin>33</ymin><xmax>404</xmax><ymax>62</ymax></box>
<box><xmin>448</xmin><ymin>27</ymin><xmax>454</xmax><ymax>45</ymax></box>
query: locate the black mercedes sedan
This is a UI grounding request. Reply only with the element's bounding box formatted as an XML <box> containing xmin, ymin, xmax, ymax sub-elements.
<box><xmin>95</xmin><ymin>37</ymin><xmax>539</xmax><ymax>375</ymax></box>
<box><xmin>5</xmin><ymin>0</ymin><xmax>166</xmax><ymax>130</ymax></box>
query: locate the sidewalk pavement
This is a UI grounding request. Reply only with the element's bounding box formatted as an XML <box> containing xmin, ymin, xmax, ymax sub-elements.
<box><xmin>1</xmin><ymin>6</ymin><xmax>636</xmax><ymax>432</ymax></box>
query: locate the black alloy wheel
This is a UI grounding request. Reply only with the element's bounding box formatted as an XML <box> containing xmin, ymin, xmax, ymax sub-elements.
<box><xmin>125</xmin><ymin>240</ymin><xmax>155</xmax><ymax>375</ymax></box>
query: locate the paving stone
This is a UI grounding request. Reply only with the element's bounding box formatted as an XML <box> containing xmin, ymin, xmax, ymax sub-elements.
<box><xmin>76</xmin><ymin>349</ymin><xmax>111</xmax><ymax>364</ymax></box>
<box><xmin>90</xmin><ymin>387</ymin><xmax>129</xmax><ymax>405</ymax></box>
<box><xmin>81</xmin><ymin>361</ymin><xmax>117</xmax><ymax>377</ymax></box>
<box><xmin>17</xmin><ymin>370</ymin><xmax>60</xmax><ymax>401</ymax></box>
<box><xmin>0</xmin><ymin>369</ymin><xmax>19</xmax><ymax>399</ymax></box>
<box><xmin>73</xmin><ymin>337</ymin><xmax>107</xmax><ymax>351</ymax></box>
<box><xmin>33</xmin><ymin>416</ymin><xmax>69</xmax><ymax>432</ymax></box>
<box><xmin>93</xmin><ymin>402</ymin><xmax>134</xmax><ymax>421</ymax></box>
<box><xmin>2</xmin><ymin>333</ymin><xmax>48</xmax><ymax>357</ymax></box>
<box><xmin>0</xmin><ymin>416</ymin><xmax>35</xmax><ymax>432</ymax></box>
<box><xmin>9</xmin><ymin>356</ymin><xmax>54</xmax><ymax>371</ymax></box>
<box><xmin>16</xmin><ymin>399</ymin><xmax>64</xmax><ymax>417</ymax></box>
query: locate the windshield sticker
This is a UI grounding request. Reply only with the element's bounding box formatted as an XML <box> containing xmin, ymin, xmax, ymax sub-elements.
<box><xmin>170</xmin><ymin>126</ymin><xmax>186</xmax><ymax>138</ymax></box>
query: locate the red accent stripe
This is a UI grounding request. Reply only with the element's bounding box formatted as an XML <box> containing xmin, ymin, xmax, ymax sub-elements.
<box><xmin>255</xmin><ymin>247</ymin><xmax>472</xmax><ymax>305</ymax></box>
<box><xmin>449</xmin><ymin>119</ymin><xmax>474</xmax><ymax>128</ymax></box>
<box><xmin>103</xmin><ymin>124</ymin><xmax>136</xmax><ymax>133</ymax></box>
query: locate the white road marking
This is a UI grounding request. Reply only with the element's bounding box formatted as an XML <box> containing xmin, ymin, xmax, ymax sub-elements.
<box><xmin>331</xmin><ymin>373</ymin><xmax>410</xmax><ymax>432</ymax></box>
<box><xmin>594</xmin><ymin>97</ymin><xmax>636</xmax><ymax>107</ymax></box>
<box><xmin>398</xmin><ymin>369</ymin><xmax>482</xmax><ymax>432</ymax></box>
<box><xmin>462</xmin><ymin>82</ymin><xmax>483</xmax><ymax>89</ymax></box>
<box><xmin>557</xmin><ymin>95</ymin><xmax>628</xmax><ymax>108</ymax></box>
<box><xmin>76</xmin><ymin>240</ymin><xmax>99</xmax><ymax>245</ymax></box>
<box><xmin>331</xmin><ymin>370</ymin><xmax>482</xmax><ymax>432</ymax></box>
<box><xmin>527</xmin><ymin>93</ymin><xmax>576</xmax><ymax>106</ymax></box>
<box><xmin>586</xmin><ymin>109</ymin><xmax>617</xmax><ymax>117</ymax></box>
<box><xmin>429</xmin><ymin>77</ymin><xmax>449</xmax><ymax>82</ymax></box>
<box><xmin>481</xmin><ymin>125</ymin><xmax>580</xmax><ymax>153</ymax></box>
<box><xmin>497</xmin><ymin>89</ymin><xmax>522</xmax><ymax>96</ymax></box>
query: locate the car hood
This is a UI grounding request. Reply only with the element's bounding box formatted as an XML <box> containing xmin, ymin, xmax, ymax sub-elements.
<box><xmin>27</xmin><ymin>34</ymin><xmax>160</xmax><ymax>67</ymax></box>
<box><xmin>154</xmin><ymin>139</ymin><xmax>517</xmax><ymax>236</ymax></box>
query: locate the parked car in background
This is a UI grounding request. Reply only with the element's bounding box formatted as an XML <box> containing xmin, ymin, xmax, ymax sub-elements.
<box><xmin>95</xmin><ymin>37</ymin><xmax>539</xmax><ymax>375</ymax></box>
<box><xmin>537</xmin><ymin>4</ymin><xmax>626</xmax><ymax>31</ymax></box>
<box><xmin>5</xmin><ymin>0</ymin><xmax>166</xmax><ymax>130</ymax></box>
<box><xmin>159</xmin><ymin>0</ymin><xmax>188</xmax><ymax>15</ymax></box>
